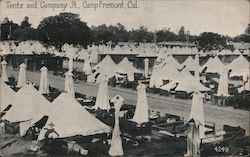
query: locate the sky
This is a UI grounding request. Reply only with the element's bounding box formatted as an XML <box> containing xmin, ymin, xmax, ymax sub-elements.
<box><xmin>0</xmin><ymin>0</ymin><xmax>249</xmax><ymax>37</ymax></box>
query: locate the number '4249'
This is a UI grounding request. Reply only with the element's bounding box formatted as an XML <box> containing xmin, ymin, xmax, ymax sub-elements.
<box><xmin>214</xmin><ymin>146</ymin><xmax>229</xmax><ymax>153</ymax></box>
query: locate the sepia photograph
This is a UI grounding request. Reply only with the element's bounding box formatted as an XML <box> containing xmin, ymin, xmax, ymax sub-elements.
<box><xmin>0</xmin><ymin>0</ymin><xmax>249</xmax><ymax>156</ymax></box>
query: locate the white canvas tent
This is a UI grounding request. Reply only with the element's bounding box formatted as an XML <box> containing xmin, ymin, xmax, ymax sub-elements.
<box><xmin>132</xmin><ymin>84</ymin><xmax>149</xmax><ymax>124</ymax></box>
<box><xmin>2</xmin><ymin>84</ymin><xmax>51</xmax><ymax>123</ymax></box>
<box><xmin>37</xmin><ymin>93</ymin><xmax>110</xmax><ymax>141</ymax></box>
<box><xmin>0</xmin><ymin>60</ymin><xmax>8</xmax><ymax>82</ymax></box>
<box><xmin>227</xmin><ymin>55</ymin><xmax>249</xmax><ymax>77</ymax></box>
<box><xmin>174</xmin><ymin>69</ymin><xmax>210</xmax><ymax>93</ymax></box>
<box><xmin>93</xmin><ymin>55</ymin><xmax>117</xmax><ymax>71</ymax></box>
<box><xmin>17</xmin><ymin>63</ymin><xmax>27</xmax><ymax>88</ymax></box>
<box><xmin>2</xmin><ymin>84</ymin><xmax>51</xmax><ymax>136</ymax></box>
<box><xmin>181</xmin><ymin>56</ymin><xmax>200</xmax><ymax>72</ymax></box>
<box><xmin>150</xmin><ymin>55</ymin><xmax>182</xmax><ymax>88</ymax></box>
<box><xmin>200</xmin><ymin>56</ymin><xmax>225</xmax><ymax>74</ymax></box>
<box><xmin>116</xmin><ymin>57</ymin><xmax>142</xmax><ymax>81</ymax></box>
<box><xmin>0</xmin><ymin>81</ymin><xmax>17</xmax><ymax>112</ymax></box>
<box><xmin>39</xmin><ymin>66</ymin><xmax>49</xmax><ymax>94</ymax></box>
<box><xmin>89</xmin><ymin>55</ymin><xmax>117</xmax><ymax>83</ymax></box>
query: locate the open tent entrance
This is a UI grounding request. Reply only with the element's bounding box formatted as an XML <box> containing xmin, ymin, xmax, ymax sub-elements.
<box><xmin>34</xmin><ymin>116</ymin><xmax>49</xmax><ymax>129</ymax></box>
<box><xmin>0</xmin><ymin>104</ymin><xmax>12</xmax><ymax>118</ymax></box>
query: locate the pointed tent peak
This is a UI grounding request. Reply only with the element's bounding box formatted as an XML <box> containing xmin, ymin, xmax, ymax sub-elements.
<box><xmin>0</xmin><ymin>60</ymin><xmax>7</xmax><ymax>65</ymax></box>
<box><xmin>110</xmin><ymin>94</ymin><xmax>125</xmax><ymax>103</ymax></box>
<box><xmin>120</xmin><ymin>57</ymin><xmax>130</xmax><ymax>64</ymax></box>
<box><xmin>182</xmin><ymin>56</ymin><xmax>194</xmax><ymax>65</ymax></box>
<box><xmin>164</xmin><ymin>55</ymin><xmax>181</xmax><ymax>66</ymax></box>
<box><xmin>35</xmin><ymin>91</ymin><xmax>111</xmax><ymax>140</ymax></box>
<box><xmin>19</xmin><ymin>63</ymin><xmax>27</xmax><ymax>68</ymax></box>
<box><xmin>93</xmin><ymin>55</ymin><xmax>116</xmax><ymax>70</ymax></box>
<box><xmin>52</xmin><ymin>92</ymin><xmax>74</xmax><ymax>104</ymax></box>
<box><xmin>17</xmin><ymin>84</ymin><xmax>38</xmax><ymax>94</ymax></box>
<box><xmin>103</xmin><ymin>55</ymin><xmax>115</xmax><ymax>63</ymax></box>
<box><xmin>40</xmin><ymin>66</ymin><xmax>48</xmax><ymax>71</ymax></box>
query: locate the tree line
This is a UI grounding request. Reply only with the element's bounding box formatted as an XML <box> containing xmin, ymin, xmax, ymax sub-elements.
<box><xmin>1</xmin><ymin>12</ymin><xmax>249</xmax><ymax>51</ymax></box>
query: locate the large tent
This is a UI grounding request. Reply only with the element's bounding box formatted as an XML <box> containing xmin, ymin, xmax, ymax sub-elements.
<box><xmin>0</xmin><ymin>81</ymin><xmax>17</xmax><ymax>112</ymax></box>
<box><xmin>2</xmin><ymin>84</ymin><xmax>51</xmax><ymax>123</ymax></box>
<box><xmin>176</xmin><ymin>55</ymin><xmax>209</xmax><ymax>93</ymax></box>
<box><xmin>88</xmin><ymin>55</ymin><xmax>117</xmax><ymax>83</ymax></box>
<box><xmin>150</xmin><ymin>55</ymin><xmax>182</xmax><ymax>88</ymax></box>
<box><xmin>116</xmin><ymin>57</ymin><xmax>142</xmax><ymax>81</ymax></box>
<box><xmin>93</xmin><ymin>55</ymin><xmax>117</xmax><ymax>71</ymax></box>
<box><xmin>2</xmin><ymin>84</ymin><xmax>51</xmax><ymax>135</ymax></box>
<box><xmin>200</xmin><ymin>56</ymin><xmax>225</xmax><ymax>74</ymax></box>
<box><xmin>174</xmin><ymin>69</ymin><xmax>210</xmax><ymax>93</ymax></box>
<box><xmin>227</xmin><ymin>55</ymin><xmax>249</xmax><ymax>77</ymax></box>
<box><xmin>37</xmin><ymin>93</ymin><xmax>110</xmax><ymax>140</ymax></box>
<box><xmin>181</xmin><ymin>56</ymin><xmax>200</xmax><ymax>72</ymax></box>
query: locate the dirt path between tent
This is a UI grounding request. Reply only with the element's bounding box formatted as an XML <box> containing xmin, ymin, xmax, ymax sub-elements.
<box><xmin>6</xmin><ymin>68</ymin><xmax>250</xmax><ymax>135</ymax></box>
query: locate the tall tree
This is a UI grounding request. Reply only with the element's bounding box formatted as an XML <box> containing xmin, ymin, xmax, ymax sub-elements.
<box><xmin>37</xmin><ymin>13</ymin><xmax>93</xmax><ymax>48</ymax></box>
<box><xmin>20</xmin><ymin>16</ymin><xmax>31</xmax><ymax>28</ymax></box>
<box><xmin>197</xmin><ymin>32</ymin><xmax>227</xmax><ymax>50</ymax></box>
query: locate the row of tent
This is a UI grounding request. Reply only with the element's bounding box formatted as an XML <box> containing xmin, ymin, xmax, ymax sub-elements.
<box><xmin>0</xmin><ymin>82</ymin><xmax>110</xmax><ymax>140</ymax></box>
<box><xmin>0</xmin><ymin>61</ymin><xmax>209</xmax><ymax>156</ymax></box>
<box><xmin>87</xmin><ymin>55</ymin><xmax>143</xmax><ymax>83</ymax></box>
<box><xmin>182</xmin><ymin>55</ymin><xmax>250</xmax><ymax>78</ymax></box>
<box><xmin>0</xmin><ymin>61</ymin><xmax>150</xmax><ymax>141</ymax></box>
<box><xmin>0</xmin><ymin>41</ymin><xmax>98</xmax><ymax>63</ymax></box>
<box><xmin>150</xmin><ymin>54</ymin><xmax>250</xmax><ymax>96</ymax></box>
<box><xmin>1</xmin><ymin>41</ymin><xmax>248</xmax><ymax>60</ymax></box>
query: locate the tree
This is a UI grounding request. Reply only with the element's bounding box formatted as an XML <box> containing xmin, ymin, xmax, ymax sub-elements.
<box><xmin>37</xmin><ymin>13</ymin><xmax>93</xmax><ymax>48</ymax></box>
<box><xmin>92</xmin><ymin>24</ymin><xmax>112</xmax><ymax>44</ymax></box>
<box><xmin>233</xmin><ymin>24</ymin><xmax>250</xmax><ymax>43</ymax></box>
<box><xmin>12</xmin><ymin>27</ymin><xmax>38</xmax><ymax>41</ymax></box>
<box><xmin>20</xmin><ymin>16</ymin><xmax>31</xmax><ymax>28</ymax></box>
<box><xmin>129</xmin><ymin>26</ymin><xmax>154</xmax><ymax>43</ymax></box>
<box><xmin>0</xmin><ymin>17</ymin><xmax>20</xmax><ymax>40</ymax></box>
<box><xmin>156</xmin><ymin>29</ymin><xmax>176</xmax><ymax>42</ymax></box>
<box><xmin>197</xmin><ymin>32</ymin><xmax>227</xmax><ymax>50</ymax></box>
<box><xmin>11</xmin><ymin>16</ymin><xmax>38</xmax><ymax>41</ymax></box>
